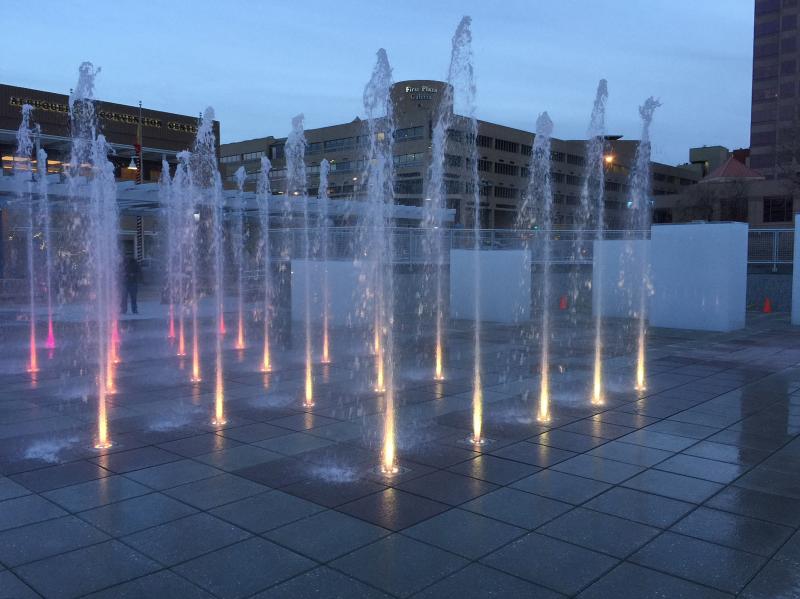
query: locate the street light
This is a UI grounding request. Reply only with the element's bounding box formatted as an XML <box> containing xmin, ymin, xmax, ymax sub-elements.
<box><xmin>127</xmin><ymin>157</ymin><xmax>137</xmax><ymax>170</ymax></box>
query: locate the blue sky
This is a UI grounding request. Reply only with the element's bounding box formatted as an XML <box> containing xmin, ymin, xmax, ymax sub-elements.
<box><xmin>2</xmin><ymin>0</ymin><xmax>753</xmax><ymax>165</ymax></box>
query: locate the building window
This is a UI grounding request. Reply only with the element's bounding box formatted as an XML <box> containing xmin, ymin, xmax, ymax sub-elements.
<box><xmin>394</xmin><ymin>126</ymin><xmax>424</xmax><ymax>141</ymax></box>
<box><xmin>494</xmin><ymin>186</ymin><xmax>518</xmax><ymax>199</ymax></box>
<box><xmin>763</xmin><ymin>196</ymin><xmax>793</xmax><ymax>221</ymax></box>
<box><xmin>329</xmin><ymin>160</ymin><xmax>352</xmax><ymax>172</ymax></box>
<box><xmin>550</xmin><ymin>151</ymin><xmax>565</xmax><ymax>162</ymax></box>
<box><xmin>270</xmin><ymin>144</ymin><xmax>285</xmax><ymax>160</ymax></box>
<box><xmin>494</xmin><ymin>162</ymin><xmax>519</xmax><ymax>176</ymax></box>
<box><xmin>752</xmin><ymin>130</ymin><xmax>777</xmax><ymax>146</ymax></box>
<box><xmin>242</xmin><ymin>151</ymin><xmax>265</xmax><ymax>161</ymax></box>
<box><xmin>476</xmin><ymin>135</ymin><xmax>493</xmax><ymax>148</ymax></box>
<box><xmin>306</xmin><ymin>142</ymin><xmax>322</xmax><ymax>155</ymax></box>
<box><xmin>551</xmin><ymin>171</ymin><xmax>565</xmax><ymax>183</ymax></box>
<box><xmin>566</xmin><ymin>154</ymin><xmax>585</xmax><ymax>166</ymax></box>
<box><xmin>394</xmin><ymin>153</ymin><xmax>424</xmax><ymax>167</ymax></box>
<box><xmin>324</xmin><ymin>138</ymin><xmax>354</xmax><ymax>152</ymax></box>
<box><xmin>755</xmin><ymin>42</ymin><xmax>780</xmax><ymax>57</ymax></box>
<box><xmin>783</xmin><ymin>14</ymin><xmax>797</xmax><ymax>30</ymax></box>
<box><xmin>755</xmin><ymin>19</ymin><xmax>780</xmax><ymax>36</ymax></box>
<box><xmin>521</xmin><ymin>144</ymin><xmax>532</xmax><ymax>156</ymax></box>
<box><xmin>445</xmin><ymin>153</ymin><xmax>463</xmax><ymax>168</ymax></box>
<box><xmin>566</xmin><ymin>174</ymin><xmax>581</xmax><ymax>186</ymax></box>
<box><xmin>220</xmin><ymin>155</ymin><xmax>241</xmax><ymax>164</ymax></box>
<box><xmin>394</xmin><ymin>178</ymin><xmax>422</xmax><ymax>195</ymax></box>
<box><xmin>521</xmin><ymin>167</ymin><xmax>530</xmax><ymax>178</ymax></box>
<box><xmin>477</xmin><ymin>159</ymin><xmax>492</xmax><ymax>172</ymax></box>
<box><xmin>444</xmin><ymin>179</ymin><xmax>463</xmax><ymax>194</ymax></box>
<box><xmin>494</xmin><ymin>138</ymin><xmax>519</xmax><ymax>153</ymax></box>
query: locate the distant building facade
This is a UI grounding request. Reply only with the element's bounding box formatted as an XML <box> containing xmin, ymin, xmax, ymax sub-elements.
<box><xmin>750</xmin><ymin>0</ymin><xmax>800</xmax><ymax>179</ymax></box>
<box><xmin>220</xmin><ymin>80</ymin><xmax>699</xmax><ymax>229</ymax></box>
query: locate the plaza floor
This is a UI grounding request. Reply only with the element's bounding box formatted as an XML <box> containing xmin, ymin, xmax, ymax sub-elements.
<box><xmin>1</xmin><ymin>308</ymin><xmax>800</xmax><ymax>598</ymax></box>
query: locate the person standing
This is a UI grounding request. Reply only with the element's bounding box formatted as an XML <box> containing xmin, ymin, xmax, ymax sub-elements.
<box><xmin>121</xmin><ymin>255</ymin><xmax>142</xmax><ymax>314</ymax></box>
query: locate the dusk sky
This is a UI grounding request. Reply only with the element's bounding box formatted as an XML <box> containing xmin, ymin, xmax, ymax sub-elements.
<box><xmin>2</xmin><ymin>0</ymin><xmax>753</xmax><ymax>165</ymax></box>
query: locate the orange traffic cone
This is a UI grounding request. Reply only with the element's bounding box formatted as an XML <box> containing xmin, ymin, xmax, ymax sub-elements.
<box><xmin>559</xmin><ymin>295</ymin><xmax>568</xmax><ymax>310</ymax></box>
<box><xmin>763</xmin><ymin>297</ymin><xmax>773</xmax><ymax>314</ymax></box>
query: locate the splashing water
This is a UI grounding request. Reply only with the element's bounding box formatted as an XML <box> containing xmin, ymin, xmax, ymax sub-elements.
<box><xmin>14</xmin><ymin>105</ymin><xmax>38</xmax><ymax>375</ymax></box>
<box><xmin>319</xmin><ymin>159</ymin><xmax>332</xmax><ymax>364</ymax></box>
<box><xmin>629</xmin><ymin>97</ymin><xmax>660</xmax><ymax>392</ymax></box>
<box><xmin>257</xmin><ymin>157</ymin><xmax>273</xmax><ymax>373</ymax></box>
<box><xmin>286</xmin><ymin>114</ymin><xmax>314</xmax><ymax>407</ymax></box>
<box><xmin>67</xmin><ymin>63</ymin><xmax>120</xmax><ymax>449</ymax></box>
<box><xmin>234</xmin><ymin>166</ymin><xmax>247</xmax><ymax>350</ymax></box>
<box><xmin>361</xmin><ymin>49</ymin><xmax>398</xmax><ymax>474</ymax></box>
<box><xmin>521</xmin><ymin>113</ymin><xmax>555</xmax><ymax>423</ymax></box>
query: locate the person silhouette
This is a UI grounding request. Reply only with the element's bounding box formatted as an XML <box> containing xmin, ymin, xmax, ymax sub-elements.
<box><xmin>121</xmin><ymin>255</ymin><xmax>142</xmax><ymax>314</ymax></box>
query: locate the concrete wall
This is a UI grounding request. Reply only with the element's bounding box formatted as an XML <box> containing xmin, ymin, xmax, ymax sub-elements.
<box><xmin>450</xmin><ymin>249</ymin><xmax>530</xmax><ymax>322</ymax></box>
<box><xmin>650</xmin><ymin>223</ymin><xmax>748</xmax><ymax>332</ymax></box>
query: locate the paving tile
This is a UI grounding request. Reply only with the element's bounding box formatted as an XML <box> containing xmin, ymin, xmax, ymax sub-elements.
<box><xmin>655</xmin><ymin>454</ymin><xmax>745</xmax><ymax>484</ymax></box>
<box><xmin>551</xmin><ymin>454</ymin><xmax>644</xmax><ymax>484</ymax></box>
<box><xmin>78</xmin><ymin>492</ymin><xmax>197</xmax><ymax>536</ymax></box>
<box><xmin>706</xmin><ymin>484</ymin><xmax>800</xmax><ymax>526</ymax></box>
<box><xmin>587</xmin><ymin>440</ymin><xmax>673</xmax><ymax>467</ymax></box>
<box><xmin>14</xmin><ymin>540</ymin><xmax>159</xmax><ymax>599</ymax></box>
<box><xmin>233</xmin><ymin>457</ymin><xmax>309</xmax><ymax>488</ymax></box>
<box><xmin>280</xmin><ymin>476</ymin><xmax>385</xmax><ymax>508</ymax></box>
<box><xmin>10</xmin><ymin>461</ymin><xmax>110</xmax><ymax>493</ymax></box>
<box><xmin>577</xmin><ymin>562</ymin><xmax>732</xmax><ymax>599</ymax></box>
<box><xmin>413</xmin><ymin>562</ymin><xmax>564</xmax><ymax>599</ymax></box>
<box><xmin>401</xmin><ymin>442</ymin><xmax>479</xmax><ymax>468</ymax></box>
<box><xmin>165</xmin><ymin>473</ymin><xmax>268</xmax><ymax>510</ymax></box>
<box><xmin>584</xmin><ymin>487</ymin><xmax>694</xmax><ymax>528</ymax></box>
<box><xmin>733</xmin><ymin>466</ymin><xmax>800</xmax><ymax>499</ymax></box>
<box><xmin>559</xmin><ymin>420</ymin><xmax>635</xmax><ymax>440</ymax></box>
<box><xmin>337</xmin><ymin>488</ymin><xmax>449</xmax><ymax>531</ymax></box>
<box><xmin>265</xmin><ymin>510</ymin><xmax>389</xmax><ymax>561</ymax></box>
<box><xmin>123</xmin><ymin>459</ymin><xmax>221</xmax><ymax>490</ymax></box>
<box><xmin>403</xmin><ymin>508</ymin><xmax>526</xmax><ymax>559</ymax></box>
<box><xmin>0</xmin><ymin>515</ymin><xmax>108</xmax><ymax>567</ymax></box>
<box><xmin>330</xmin><ymin>534</ymin><xmax>468</xmax><ymax>598</ymax></box>
<box><xmin>0</xmin><ymin>477</ymin><xmax>30</xmax><ymax>501</ymax></box>
<box><xmin>210</xmin><ymin>490</ymin><xmax>324</xmax><ymax>534</ymax></box>
<box><xmin>91</xmin><ymin>446</ymin><xmax>181</xmax><ymax>473</ymax></box>
<box><xmin>740</xmin><ymin>557</ymin><xmax>800</xmax><ymax>598</ymax></box>
<box><xmin>671</xmin><ymin>506</ymin><xmax>793</xmax><ymax>556</ymax></box>
<box><xmin>490</xmin><ymin>441</ymin><xmax>576</xmax><ymax>467</ymax></box>
<box><xmin>683</xmin><ymin>440</ymin><xmax>771</xmax><ymax>466</ymax></box>
<box><xmin>157</xmin><ymin>432</ymin><xmax>243</xmax><ymax>457</ymax></box>
<box><xmin>482</xmin><ymin>532</ymin><xmax>617</xmax><ymax>596</ymax></box>
<box><xmin>616</xmin><ymin>430</ymin><xmax>698</xmax><ymax>452</ymax></box>
<box><xmin>42</xmin><ymin>475</ymin><xmax>151</xmax><ymax>512</ymax></box>
<box><xmin>532</xmin><ymin>429</ymin><xmax>607</xmax><ymax>452</ymax></box>
<box><xmin>252</xmin><ymin>566</ymin><xmax>392</xmax><ymax>598</ymax></box>
<box><xmin>220</xmin><ymin>422</ymin><xmax>292</xmax><ymax>443</ymax></box>
<box><xmin>630</xmin><ymin>531</ymin><xmax>765</xmax><ymax>594</ymax></box>
<box><xmin>123</xmin><ymin>512</ymin><xmax>250</xmax><ymax>565</ymax></box>
<box><xmin>395</xmin><ymin>470</ymin><xmax>498</xmax><ymax>505</ymax></box>
<box><xmin>644</xmin><ymin>420</ymin><xmax>720</xmax><ymax>440</ymax></box>
<box><xmin>446</xmin><ymin>454</ymin><xmax>539</xmax><ymax>485</ymax></box>
<box><xmin>461</xmin><ymin>486</ymin><xmax>571</xmax><ymax>529</ymax></box>
<box><xmin>81</xmin><ymin>570</ymin><xmax>215</xmax><ymax>598</ymax></box>
<box><xmin>622</xmin><ymin>469</ymin><xmax>724</xmax><ymax>503</ymax></box>
<box><xmin>0</xmin><ymin>494</ymin><xmax>66</xmax><ymax>532</ymax></box>
<box><xmin>538</xmin><ymin>507</ymin><xmax>659</xmax><ymax>559</ymax></box>
<box><xmin>174</xmin><ymin>537</ymin><xmax>315</xmax><ymax>599</ymax></box>
<box><xmin>512</xmin><ymin>469</ymin><xmax>612</xmax><ymax>504</ymax></box>
<box><xmin>0</xmin><ymin>570</ymin><xmax>40</xmax><ymax>599</ymax></box>
<box><xmin>591</xmin><ymin>411</ymin><xmax>659</xmax><ymax>429</ymax></box>
<box><xmin>195</xmin><ymin>445</ymin><xmax>283</xmax><ymax>471</ymax></box>
<box><xmin>254</xmin><ymin>432</ymin><xmax>334</xmax><ymax>455</ymax></box>
<box><xmin>708</xmin><ymin>429</ymin><xmax>790</xmax><ymax>452</ymax></box>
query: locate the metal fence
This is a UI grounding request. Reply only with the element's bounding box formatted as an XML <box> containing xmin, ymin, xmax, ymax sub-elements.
<box><xmin>278</xmin><ymin>227</ymin><xmax>795</xmax><ymax>267</ymax></box>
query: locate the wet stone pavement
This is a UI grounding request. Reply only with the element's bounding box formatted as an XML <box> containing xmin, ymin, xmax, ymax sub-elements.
<box><xmin>1</xmin><ymin>312</ymin><xmax>800</xmax><ymax>598</ymax></box>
